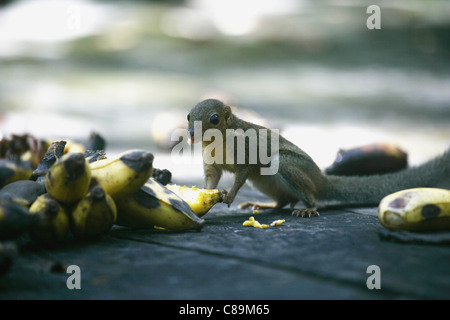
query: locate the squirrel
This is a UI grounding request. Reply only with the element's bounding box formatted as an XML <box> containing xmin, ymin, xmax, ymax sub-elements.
<box><xmin>187</xmin><ymin>98</ymin><xmax>450</xmax><ymax>217</ymax></box>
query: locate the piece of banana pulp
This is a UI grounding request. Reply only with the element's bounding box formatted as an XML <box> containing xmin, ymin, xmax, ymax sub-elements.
<box><xmin>115</xmin><ymin>178</ymin><xmax>205</xmax><ymax>231</ymax></box>
<box><xmin>378</xmin><ymin>188</ymin><xmax>450</xmax><ymax>231</ymax></box>
<box><xmin>165</xmin><ymin>184</ymin><xmax>223</xmax><ymax>217</ymax></box>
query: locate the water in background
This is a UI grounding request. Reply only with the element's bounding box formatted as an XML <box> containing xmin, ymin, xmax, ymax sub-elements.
<box><xmin>1</xmin><ymin>0</ymin><xmax>449</xmax><ymax>182</ymax></box>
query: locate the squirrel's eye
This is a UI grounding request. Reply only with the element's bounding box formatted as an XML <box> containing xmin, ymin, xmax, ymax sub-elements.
<box><xmin>210</xmin><ymin>114</ymin><xmax>220</xmax><ymax>125</ymax></box>
<box><xmin>187</xmin><ymin>113</ymin><xmax>190</xmax><ymax>121</ymax></box>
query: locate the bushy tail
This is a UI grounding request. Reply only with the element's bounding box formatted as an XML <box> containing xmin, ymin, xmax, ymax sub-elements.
<box><xmin>319</xmin><ymin>148</ymin><xmax>450</xmax><ymax>205</ymax></box>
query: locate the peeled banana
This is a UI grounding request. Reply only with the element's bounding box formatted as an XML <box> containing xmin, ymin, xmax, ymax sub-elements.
<box><xmin>378</xmin><ymin>188</ymin><xmax>450</xmax><ymax>231</ymax></box>
<box><xmin>115</xmin><ymin>178</ymin><xmax>205</xmax><ymax>231</ymax></box>
<box><xmin>70</xmin><ymin>186</ymin><xmax>117</xmax><ymax>239</ymax></box>
<box><xmin>90</xmin><ymin>150</ymin><xmax>153</xmax><ymax>198</ymax></box>
<box><xmin>165</xmin><ymin>184</ymin><xmax>223</xmax><ymax>217</ymax></box>
<box><xmin>29</xmin><ymin>193</ymin><xmax>70</xmax><ymax>244</ymax></box>
<box><xmin>44</xmin><ymin>153</ymin><xmax>91</xmax><ymax>204</ymax></box>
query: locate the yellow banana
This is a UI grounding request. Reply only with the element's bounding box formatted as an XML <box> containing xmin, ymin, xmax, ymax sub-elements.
<box><xmin>70</xmin><ymin>186</ymin><xmax>117</xmax><ymax>240</ymax></box>
<box><xmin>0</xmin><ymin>159</ymin><xmax>34</xmax><ymax>188</ymax></box>
<box><xmin>115</xmin><ymin>178</ymin><xmax>205</xmax><ymax>231</ymax></box>
<box><xmin>0</xmin><ymin>198</ymin><xmax>35</xmax><ymax>240</ymax></box>
<box><xmin>90</xmin><ymin>150</ymin><xmax>153</xmax><ymax>198</ymax></box>
<box><xmin>28</xmin><ymin>193</ymin><xmax>70</xmax><ymax>244</ymax></box>
<box><xmin>165</xmin><ymin>184</ymin><xmax>223</xmax><ymax>217</ymax></box>
<box><xmin>44</xmin><ymin>153</ymin><xmax>91</xmax><ymax>204</ymax></box>
<box><xmin>378</xmin><ymin>188</ymin><xmax>450</xmax><ymax>231</ymax></box>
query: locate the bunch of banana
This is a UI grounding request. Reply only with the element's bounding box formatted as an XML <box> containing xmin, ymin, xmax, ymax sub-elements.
<box><xmin>90</xmin><ymin>150</ymin><xmax>154</xmax><ymax>198</ymax></box>
<box><xmin>115</xmin><ymin>178</ymin><xmax>205</xmax><ymax>231</ymax></box>
<box><xmin>28</xmin><ymin>193</ymin><xmax>70</xmax><ymax>244</ymax></box>
<box><xmin>70</xmin><ymin>186</ymin><xmax>117</xmax><ymax>240</ymax></box>
<box><xmin>165</xmin><ymin>184</ymin><xmax>224</xmax><ymax>217</ymax></box>
<box><xmin>378</xmin><ymin>188</ymin><xmax>450</xmax><ymax>231</ymax></box>
<box><xmin>44</xmin><ymin>152</ymin><xmax>91</xmax><ymax>204</ymax></box>
<box><xmin>0</xmin><ymin>197</ymin><xmax>35</xmax><ymax>240</ymax></box>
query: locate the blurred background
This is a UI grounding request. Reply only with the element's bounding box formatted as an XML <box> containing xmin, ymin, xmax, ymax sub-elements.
<box><xmin>0</xmin><ymin>0</ymin><xmax>449</xmax><ymax>181</ymax></box>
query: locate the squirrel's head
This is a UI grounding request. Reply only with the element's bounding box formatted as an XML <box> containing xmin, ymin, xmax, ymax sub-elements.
<box><xmin>187</xmin><ymin>99</ymin><xmax>233</xmax><ymax>143</ymax></box>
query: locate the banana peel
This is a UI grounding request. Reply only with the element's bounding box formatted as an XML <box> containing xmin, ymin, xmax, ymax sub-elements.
<box><xmin>378</xmin><ymin>188</ymin><xmax>450</xmax><ymax>231</ymax></box>
<box><xmin>165</xmin><ymin>184</ymin><xmax>224</xmax><ymax>217</ymax></box>
<box><xmin>115</xmin><ymin>178</ymin><xmax>204</xmax><ymax>231</ymax></box>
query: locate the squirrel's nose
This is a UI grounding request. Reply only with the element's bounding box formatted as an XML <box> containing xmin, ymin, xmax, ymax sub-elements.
<box><xmin>188</xmin><ymin>128</ymin><xmax>196</xmax><ymax>143</ymax></box>
<box><xmin>188</xmin><ymin>128</ymin><xmax>195</xmax><ymax>138</ymax></box>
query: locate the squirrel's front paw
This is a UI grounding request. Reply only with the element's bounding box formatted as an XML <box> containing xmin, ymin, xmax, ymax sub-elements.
<box><xmin>292</xmin><ymin>208</ymin><xmax>320</xmax><ymax>218</ymax></box>
<box><xmin>222</xmin><ymin>192</ymin><xmax>236</xmax><ymax>207</ymax></box>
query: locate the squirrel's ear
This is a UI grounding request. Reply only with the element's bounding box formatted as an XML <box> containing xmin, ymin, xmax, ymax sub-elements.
<box><xmin>224</xmin><ymin>106</ymin><xmax>233</xmax><ymax>126</ymax></box>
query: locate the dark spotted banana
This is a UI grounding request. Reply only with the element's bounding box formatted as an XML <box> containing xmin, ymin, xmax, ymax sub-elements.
<box><xmin>44</xmin><ymin>152</ymin><xmax>91</xmax><ymax>204</ymax></box>
<box><xmin>378</xmin><ymin>188</ymin><xmax>450</xmax><ymax>231</ymax></box>
<box><xmin>28</xmin><ymin>193</ymin><xmax>70</xmax><ymax>244</ymax></box>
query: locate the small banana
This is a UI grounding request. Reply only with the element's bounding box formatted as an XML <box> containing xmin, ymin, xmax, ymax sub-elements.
<box><xmin>44</xmin><ymin>152</ymin><xmax>91</xmax><ymax>204</ymax></box>
<box><xmin>0</xmin><ymin>198</ymin><xmax>35</xmax><ymax>240</ymax></box>
<box><xmin>115</xmin><ymin>178</ymin><xmax>205</xmax><ymax>231</ymax></box>
<box><xmin>70</xmin><ymin>186</ymin><xmax>117</xmax><ymax>240</ymax></box>
<box><xmin>0</xmin><ymin>180</ymin><xmax>46</xmax><ymax>207</ymax></box>
<box><xmin>378</xmin><ymin>188</ymin><xmax>450</xmax><ymax>231</ymax></box>
<box><xmin>165</xmin><ymin>184</ymin><xmax>223</xmax><ymax>217</ymax></box>
<box><xmin>29</xmin><ymin>193</ymin><xmax>70</xmax><ymax>244</ymax></box>
<box><xmin>90</xmin><ymin>150</ymin><xmax>153</xmax><ymax>198</ymax></box>
<box><xmin>0</xmin><ymin>159</ymin><xmax>34</xmax><ymax>188</ymax></box>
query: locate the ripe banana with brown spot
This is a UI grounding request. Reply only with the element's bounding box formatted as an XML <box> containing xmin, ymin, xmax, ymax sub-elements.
<box><xmin>165</xmin><ymin>184</ymin><xmax>224</xmax><ymax>217</ymax></box>
<box><xmin>29</xmin><ymin>193</ymin><xmax>70</xmax><ymax>244</ymax></box>
<box><xmin>90</xmin><ymin>150</ymin><xmax>153</xmax><ymax>198</ymax></box>
<box><xmin>44</xmin><ymin>153</ymin><xmax>91</xmax><ymax>204</ymax></box>
<box><xmin>378</xmin><ymin>188</ymin><xmax>450</xmax><ymax>231</ymax></box>
<box><xmin>70</xmin><ymin>186</ymin><xmax>117</xmax><ymax>240</ymax></box>
<box><xmin>115</xmin><ymin>178</ymin><xmax>205</xmax><ymax>231</ymax></box>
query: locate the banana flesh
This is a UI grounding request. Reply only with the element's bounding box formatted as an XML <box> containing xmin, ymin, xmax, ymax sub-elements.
<box><xmin>165</xmin><ymin>184</ymin><xmax>223</xmax><ymax>217</ymax></box>
<box><xmin>90</xmin><ymin>150</ymin><xmax>153</xmax><ymax>198</ymax></box>
<box><xmin>44</xmin><ymin>153</ymin><xmax>91</xmax><ymax>204</ymax></box>
<box><xmin>378</xmin><ymin>188</ymin><xmax>450</xmax><ymax>231</ymax></box>
<box><xmin>70</xmin><ymin>186</ymin><xmax>117</xmax><ymax>239</ymax></box>
<box><xmin>28</xmin><ymin>193</ymin><xmax>70</xmax><ymax>244</ymax></box>
<box><xmin>115</xmin><ymin>178</ymin><xmax>205</xmax><ymax>231</ymax></box>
